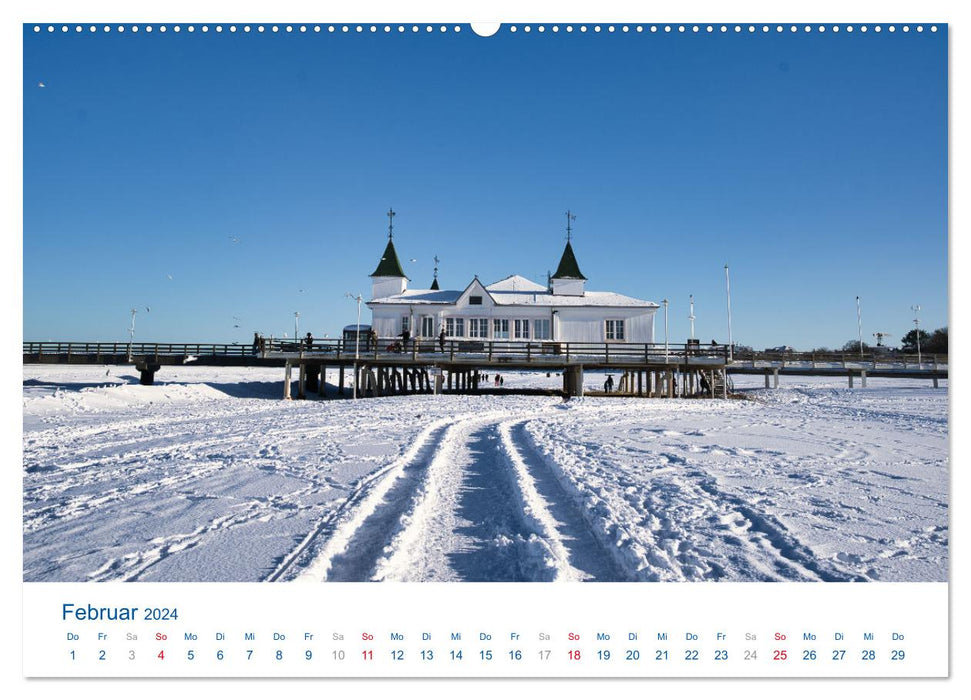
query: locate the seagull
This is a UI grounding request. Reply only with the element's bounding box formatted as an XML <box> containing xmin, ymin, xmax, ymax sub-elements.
<box><xmin>38</xmin><ymin>82</ymin><xmax>46</xmax><ymax>88</ymax></box>
<box><xmin>145</xmin><ymin>306</ymin><xmax>151</xmax><ymax>312</ymax></box>
<box><xmin>409</xmin><ymin>258</ymin><xmax>417</xmax><ymax>263</ymax></box>
<box><xmin>229</xmin><ymin>236</ymin><xmax>240</xmax><ymax>244</ymax></box>
<box><xmin>166</xmin><ymin>274</ymin><xmax>173</xmax><ymax>280</ymax></box>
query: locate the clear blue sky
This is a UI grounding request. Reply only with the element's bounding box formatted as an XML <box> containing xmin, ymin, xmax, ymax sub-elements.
<box><xmin>23</xmin><ymin>24</ymin><xmax>947</xmax><ymax>349</ymax></box>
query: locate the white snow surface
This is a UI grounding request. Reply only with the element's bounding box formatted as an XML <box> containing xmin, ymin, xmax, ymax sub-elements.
<box><xmin>23</xmin><ymin>365</ymin><xmax>947</xmax><ymax>582</ymax></box>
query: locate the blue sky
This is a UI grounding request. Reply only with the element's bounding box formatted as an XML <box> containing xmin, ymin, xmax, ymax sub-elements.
<box><xmin>23</xmin><ymin>24</ymin><xmax>947</xmax><ymax>349</ymax></box>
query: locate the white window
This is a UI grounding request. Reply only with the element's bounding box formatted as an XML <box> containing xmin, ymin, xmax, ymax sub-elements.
<box><xmin>493</xmin><ymin>318</ymin><xmax>510</xmax><ymax>339</ymax></box>
<box><xmin>469</xmin><ymin>318</ymin><xmax>489</xmax><ymax>338</ymax></box>
<box><xmin>605</xmin><ymin>319</ymin><xmax>625</xmax><ymax>341</ymax></box>
<box><xmin>445</xmin><ymin>318</ymin><xmax>465</xmax><ymax>337</ymax></box>
<box><xmin>533</xmin><ymin>318</ymin><xmax>551</xmax><ymax>340</ymax></box>
<box><xmin>514</xmin><ymin>319</ymin><xmax>530</xmax><ymax>339</ymax></box>
<box><xmin>401</xmin><ymin>316</ymin><xmax>411</xmax><ymax>333</ymax></box>
<box><xmin>421</xmin><ymin>316</ymin><xmax>434</xmax><ymax>337</ymax></box>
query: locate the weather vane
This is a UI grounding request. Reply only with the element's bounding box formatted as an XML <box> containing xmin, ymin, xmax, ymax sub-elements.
<box><xmin>565</xmin><ymin>210</ymin><xmax>576</xmax><ymax>241</ymax></box>
<box><xmin>387</xmin><ymin>207</ymin><xmax>396</xmax><ymax>240</ymax></box>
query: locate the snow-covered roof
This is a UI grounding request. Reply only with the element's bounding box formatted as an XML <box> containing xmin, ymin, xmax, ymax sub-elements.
<box><xmin>490</xmin><ymin>290</ymin><xmax>658</xmax><ymax>307</ymax></box>
<box><xmin>370</xmin><ymin>278</ymin><xmax>658</xmax><ymax>308</ymax></box>
<box><xmin>370</xmin><ymin>289</ymin><xmax>462</xmax><ymax>305</ymax></box>
<box><xmin>486</xmin><ymin>275</ymin><xmax>548</xmax><ymax>292</ymax></box>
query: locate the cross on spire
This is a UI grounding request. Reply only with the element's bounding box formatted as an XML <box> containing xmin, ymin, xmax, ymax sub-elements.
<box><xmin>565</xmin><ymin>210</ymin><xmax>576</xmax><ymax>241</ymax></box>
<box><xmin>430</xmin><ymin>254</ymin><xmax>441</xmax><ymax>290</ymax></box>
<box><xmin>387</xmin><ymin>208</ymin><xmax>396</xmax><ymax>239</ymax></box>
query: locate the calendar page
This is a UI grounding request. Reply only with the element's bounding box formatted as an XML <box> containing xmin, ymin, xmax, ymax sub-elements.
<box><xmin>17</xmin><ymin>0</ymin><xmax>956</xmax><ymax>691</ymax></box>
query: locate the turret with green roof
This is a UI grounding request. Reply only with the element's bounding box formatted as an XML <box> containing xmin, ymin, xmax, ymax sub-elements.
<box><xmin>370</xmin><ymin>238</ymin><xmax>407</xmax><ymax>278</ymax></box>
<box><xmin>370</xmin><ymin>208</ymin><xmax>409</xmax><ymax>300</ymax></box>
<box><xmin>551</xmin><ymin>211</ymin><xmax>587</xmax><ymax>296</ymax></box>
<box><xmin>552</xmin><ymin>240</ymin><xmax>587</xmax><ymax>281</ymax></box>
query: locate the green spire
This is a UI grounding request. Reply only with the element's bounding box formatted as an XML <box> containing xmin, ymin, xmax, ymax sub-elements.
<box><xmin>552</xmin><ymin>241</ymin><xmax>587</xmax><ymax>280</ymax></box>
<box><xmin>370</xmin><ymin>239</ymin><xmax>406</xmax><ymax>278</ymax></box>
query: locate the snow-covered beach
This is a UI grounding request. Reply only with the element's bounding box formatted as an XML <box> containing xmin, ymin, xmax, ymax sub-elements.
<box><xmin>23</xmin><ymin>365</ymin><xmax>948</xmax><ymax>583</ymax></box>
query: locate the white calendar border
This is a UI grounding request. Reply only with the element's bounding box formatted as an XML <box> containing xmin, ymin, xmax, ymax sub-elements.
<box><xmin>6</xmin><ymin>0</ymin><xmax>963</xmax><ymax>697</ymax></box>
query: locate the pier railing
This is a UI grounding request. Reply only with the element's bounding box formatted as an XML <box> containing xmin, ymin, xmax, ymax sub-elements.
<box><xmin>319</xmin><ymin>339</ymin><xmax>731</xmax><ymax>365</ymax></box>
<box><xmin>22</xmin><ymin>341</ymin><xmax>255</xmax><ymax>359</ymax></box>
<box><xmin>23</xmin><ymin>341</ymin><xmax>947</xmax><ymax>369</ymax></box>
<box><xmin>23</xmin><ymin>339</ymin><xmax>732</xmax><ymax>366</ymax></box>
<box><xmin>732</xmin><ymin>349</ymin><xmax>947</xmax><ymax>370</ymax></box>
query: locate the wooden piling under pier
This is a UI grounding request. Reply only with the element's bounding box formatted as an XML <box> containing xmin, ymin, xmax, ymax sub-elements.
<box><xmin>272</xmin><ymin>351</ymin><xmax>732</xmax><ymax>402</ymax></box>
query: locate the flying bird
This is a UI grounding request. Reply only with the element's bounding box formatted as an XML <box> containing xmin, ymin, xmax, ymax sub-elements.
<box><xmin>166</xmin><ymin>274</ymin><xmax>173</xmax><ymax>280</ymax></box>
<box><xmin>145</xmin><ymin>306</ymin><xmax>151</xmax><ymax>312</ymax></box>
<box><xmin>38</xmin><ymin>82</ymin><xmax>46</xmax><ymax>88</ymax></box>
<box><xmin>229</xmin><ymin>236</ymin><xmax>240</xmax><ymax>244</ymax></box>
<box><xmin>409</xmin><ymin>258</ymin><xmax>417</xmax><ymax>263</ymax></box>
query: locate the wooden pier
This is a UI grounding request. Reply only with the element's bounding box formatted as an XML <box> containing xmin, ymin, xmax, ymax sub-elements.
<box><xmin>22</xmin><ymin>341</ymin><xmax>946</xmax><ymax>398</ymax></box>
<box><xmin>23</xmin><ymin>339</ymin><xmax>733</xmax><ymax>398</ymax></box>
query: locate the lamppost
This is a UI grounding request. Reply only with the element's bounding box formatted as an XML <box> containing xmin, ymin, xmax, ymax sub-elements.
<box><xmin>725</xmin><ymin>264</ymin><xmax>733</xmax><ymax>362</ymax></box>
<box><xmin>345</xmin><ymin>293</ymin><xmax>363</xmax><ymax>399</ymax></box>
<box><xmin>856</xmin><ymin>296</ymin><xmax>864</xmax><ymax>360</ymax></box>
<box><xmin>662</xmin><ymin>298</ymin><xmax>669</xmax><ymax>363</ymax></box>
<box><xmin>911</xmin><ymin>304</ymin><xmax>922</xmax><ymax>368</ymax></box>
<box><xmin>127</xmin><ymin>307</ymin><xmax>137</xmax><ymax>361</ymax></box>
<box><xmin>688</xmin><ymin>294</ymin><xmax>696</xmax><ymax>341</ymax></box>
<box><xmin>294</xmin><ymin>312</ymin><xmax>300</xmax><ymax>345</ymax></box>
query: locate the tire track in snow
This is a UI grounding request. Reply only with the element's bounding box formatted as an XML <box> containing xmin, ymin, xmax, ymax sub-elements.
<box><xmin>370</xmin><ymin>415</ymin><xmax>560</xmax><ymax>582</ymax></box>
<box><xmin>298</xmin><ymin>411</ymin><xmax>642</xmax><ymax>582</ymax></box>
<box><xmin>273</xmin><ymin>417</ymin><xmax>460</xmax><ymax>582</ymax></box>
<box><xmin>498</xmin><ymin>420</ymin><xmax>631</xmax><ymax>581</ymax></box>
<box><xmin>521</xmin><ymin>408</ymin><xmax>859</xmax><ymax>582</ymax></box>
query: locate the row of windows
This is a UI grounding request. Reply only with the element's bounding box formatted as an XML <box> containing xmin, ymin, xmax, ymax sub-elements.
<box><xmin>401</xmin><ymin>316</ymin><xmax>626</xmax><ymax>341</ymax></box>
<box><xmin>441</xmin><ymin>317</ymin><xmax>550</xmax><ymax>340</ymax></box>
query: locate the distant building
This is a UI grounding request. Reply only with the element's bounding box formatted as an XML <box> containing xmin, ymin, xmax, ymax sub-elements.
<box><xmin>366</xmin><ymin>216</ymin><xmax>659</xmax><ymax>344</ymax></box>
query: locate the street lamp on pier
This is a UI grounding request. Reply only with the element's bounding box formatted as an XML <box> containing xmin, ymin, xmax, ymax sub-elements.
<box><xmin>662</xmin><ymin>298</ymin><xmax>669</xmax><ymax>363</ymax></box>
<box><xmin>345</xmin><ymin>293</ymin><xmax>363</xmax><ymax>399</ymax></box>
<box><xmin>911</xmin><ymin>304</ymin><xmax>922</xmax><ymax>368</ymax></box>
<box><xmin>127</xmin><ymin>307</ymin><xmax>137</xmax><ymax>362</ymax></box>
<box><xmin>724</xmin><ymin>264</ymin><xmax>734</xmax><ymax>362</ymax></box>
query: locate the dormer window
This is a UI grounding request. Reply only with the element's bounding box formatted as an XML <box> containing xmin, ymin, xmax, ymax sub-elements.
<box><xmin>469</xmin><ymin>295</ymin><xmax>483</xmax><ymax>305</ymax></box>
